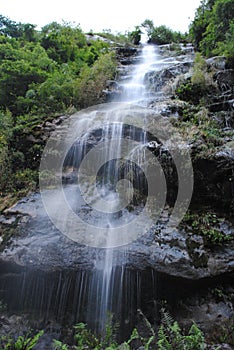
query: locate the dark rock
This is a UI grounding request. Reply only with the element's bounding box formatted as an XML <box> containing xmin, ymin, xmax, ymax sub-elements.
<box><xmin>115</xmin><ymin>47</ymin><xmax>139</xmax><ymax>66</ymax></box>
<box><xmin>115</xmin><ymin>47</ymin><xmax>138</xmax><ymax>58</ymax></box>
<box><xmin>62</xmin><ymin>170</ymin><xmax>78</xmax><ymax>184</ymax></box>
<box><xmin>207</xmin><ymin>345</ymin><xmax>233</xmax><ymax>350</ymax></box>
<box><xmin>103</xmin><ymin>80</ymin><xmax>124</xmax><ymax>101</ymax></box>
<box><xmin>186</xmin><ymin>234</ymin><xmax>208</xmax><ymax>268</ymax></box>
<box><xmin>192</xmin><ymin>147</ymin><xmax>234</xmax><ymax>211</ymax></box>
<box><xmin>214</xmin><ymin>69</ymin><xmax>234</xmax><ymax>92</ymax></box>
<box><xmin>208</xmin><ymin>93</ymin><xmax>234</xmax><ymax>112</ymax></box>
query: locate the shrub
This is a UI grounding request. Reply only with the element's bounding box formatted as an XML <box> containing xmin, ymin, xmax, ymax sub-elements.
<box><xmin>175</xmin><ymin>53</ymin><xmax>217</xmax><ymax>105</ymax></box>
<box><xmin>74</xmin><ymin>52</ymin><xmax>116</xmax><ymax>109</ymax></box>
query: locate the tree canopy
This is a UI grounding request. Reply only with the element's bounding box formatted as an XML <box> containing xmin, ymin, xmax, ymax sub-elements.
<box><xmin>189</xmin><ymin>0</ymin><xmax>234</xmax><ymax>67</ymax></box>
<box><xmin>0</xmin><ymin>16</ymin><xmax>116</xmax><ymax>117</ymax></box>
<box><xmin>0</xmin><ymin>16</ymin><xmax>118</xmax><ymax>199</ymax></box>
<box><xmin>142</xmin><ymin>19</ymin><xmax>187</xmax><ymax>44</ymax></box>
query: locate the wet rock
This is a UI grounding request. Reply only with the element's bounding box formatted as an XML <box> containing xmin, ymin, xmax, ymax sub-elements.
<box><xmin>0</xmin><ymin>314</ymin><xmax>31</xmax><ymax>338</ymax></box>
<box><xmin>158</xmin><ymin>43</ymin><xmax>194</xmax><ymax>57</ymax></box>
<box><xmin>144</xmin><ymin>61</ymin><xmax>193</xmax><ymax>92</ymax></box>
<box><xmin>62</xmin><ymin>170</ymin><xmax>78</xmax><ymax>184</ymax></box>
<box><xmin>206</xmin><ymin>56</ymin><xmax>227</xmax><ymax>70</ymax></box>
<box><xmin>186</xmin><ymin>234</ymin><xmax>208</xmax><ymax>268</ymax></box>
<box><xmin>0</xmin><ymin>215</ymin><xmax>17</xmax><ymax>225</ymax></box>
<box><xmin>0</xmin><ymin>191</ymin><xmax>233</xmax><ymax>280</ymax></box>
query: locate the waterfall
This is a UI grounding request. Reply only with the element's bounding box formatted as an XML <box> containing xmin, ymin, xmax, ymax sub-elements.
<box><xmin>69</xmin><ymin>45</ymin><xmax>161</xmax><ymax>334</ymax></box>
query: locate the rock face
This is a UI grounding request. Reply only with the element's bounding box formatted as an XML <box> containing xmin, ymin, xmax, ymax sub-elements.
<box><xmin>0</xmin><ymin>192</ymin><xmax>233</xmax><ymax>280</ymax></box>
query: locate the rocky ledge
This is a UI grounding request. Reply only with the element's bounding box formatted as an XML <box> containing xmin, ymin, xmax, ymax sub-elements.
<box><xmin>0</xmin><ymin>191</ymin><xmax>233</xmax><ymax>280</ymax></box>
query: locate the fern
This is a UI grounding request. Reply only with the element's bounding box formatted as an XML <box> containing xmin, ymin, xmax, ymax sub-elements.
<box><xmin>160</xmin><ymin>308</ymin><xmax>174</xmax><ymax>329</ymax></box>
<box><xmin>157</xmin><ymin>309</ymin><xmax>205</xmax><ymax>350</ymax></box>
<box><xmin>53</xmin><ymin>339</ymin><xmax>70</xmax><ymax>350</ymax></box>
<box><xmin>157</xmin><ymin>325</ymin><xmax>172</xmax><ymax>350</ymax></box>
<box><xmin>0</xmin><ymin>330</ymin><xmax>44</xmax><ymax>350</ymax></box>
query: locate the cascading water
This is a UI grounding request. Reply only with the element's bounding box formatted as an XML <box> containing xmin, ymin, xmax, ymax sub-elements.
<box><xmin>77</xmin><ymin>45</ymin><xmax>161</xmax><ymax>333</ymax></box>
<box><xmin>63</xmin><ymin>44</ymin><xmax>162</xmax><ymax>334</ymax></box>
<box><xmin>118</xmin><ymin>45</ymin><xmax>159</xmax><ymax>104</ymax></box>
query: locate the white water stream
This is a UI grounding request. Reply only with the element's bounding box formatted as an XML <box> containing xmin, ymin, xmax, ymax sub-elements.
<box><xmin>78</xmin><ymin>45</ymin><xmax>161</xmax><ymax>333</ymax></box>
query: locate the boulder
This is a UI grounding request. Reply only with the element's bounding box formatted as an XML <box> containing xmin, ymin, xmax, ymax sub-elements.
<box><xmin>206</xmin><ymin>56</ymin><xmax>227</xmax><ymax>70</ymax></box>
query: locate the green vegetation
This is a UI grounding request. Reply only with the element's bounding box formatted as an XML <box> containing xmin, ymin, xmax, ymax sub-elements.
<box><xmin>0</xmin><ymin>16</ymin><xmax>117</xmax><ymax>116</ymax></box>
<box><xmin>189</xmin><ymin>0</ymin><xmax>234</xmax><ymax>67</ymax></box>
<box><xmin>0</xmin><ymin>15</ymin><xmax>119</xmax><ymax>205</ymax></box>
<box><xmin>211</xmin><ymin>316</ymin><xmax>234</xmax><ymax>347</ymax></box>
<box><xmin>171</xmin><ymin>105</ymin><xmax>225</xmax><ymax>158</ymax></box>
<box><xmin>181</xmin><ymin>211</ymin><xmax>233</xmax><ymax>246</ymax></box>
<box><xmin>175</xmin><ymin>52</ymin><xmax>217</xmax><ymax>105</ymax></box>
<box><xmin>0</xmin><ymin>330</ymin><xmax>44</xmax><ymax>350</ymax></box>
<box><xmin>0</xmin><ymin>310</ymin><xmax>206</xmax><ymax>349</ymax></box>
<box><xmin>52</xmin><ymin>310</ymin><xmax>205</xmax><ymax>349</ymax></box>
<box><xmin>93</xmin><ymin>29</ymin><xmax>135</xmax><ymax>46</ymax></box>
<box><xmin>128</xmin><ymin>26</ymin><xmax>142</xmax><ymax>45</ymax></box>
<box><xmin>157</xmin><ymin>309</ymin><xmax>204</xmax><ymax>350</ymax></box>
<box><xmin>142</xmin><ymin>19</ymin><xmax>188</xmax><ymax>44</ymax></box>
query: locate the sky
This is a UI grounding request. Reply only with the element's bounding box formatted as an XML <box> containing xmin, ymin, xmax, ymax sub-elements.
<box><xmin>1</xmin><ymin>0</ymin><xmax>202</xmax><ymax>34</ymax></box>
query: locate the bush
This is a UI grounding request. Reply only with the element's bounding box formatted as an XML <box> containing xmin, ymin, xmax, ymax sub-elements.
<box><xmin>0</xmin><ymin>146</ymin><xmax>12</xmax><ymax>193</ymax></box>
<box><xmin>128</xmin><ymin>26</ymin><xmax>142</xmax><ymax>45</ymax></box>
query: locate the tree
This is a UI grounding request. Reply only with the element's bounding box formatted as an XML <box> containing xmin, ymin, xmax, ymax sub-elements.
<box><xmin>189</xmin><ymin>0</ymin><xmax>234</xmax><ymax>65</ymax></box>
<box><xmin>129</xmin><ymin>26</ymin><xmax>142</xmax><ymax>45</ymax></box>
<box><xmin>142</xmin><ymin>19</ymin><xmax>186</xmax><ymax>44</ymax></box>
<box><xmin>142</xmin><ymin>19</ymin><xmax>154</xmax><ymax>39</ymax></box>
<box><xmin>40</xmin><ymin>22</ymin><xmax>87</xmax><ymax>63</ymax></box>
<box><xmin>0</xmin><ymin>15</ymin><xmax>37</xmax><ymax>41</ymax></box>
